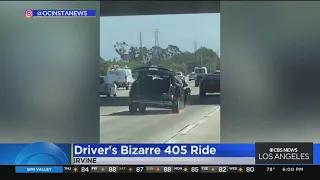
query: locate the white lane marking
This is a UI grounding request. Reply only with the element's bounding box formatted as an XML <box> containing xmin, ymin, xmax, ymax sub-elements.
<box><xmin>179</xmin><ymin>124</ymin><xmax>198</xmax><ymax>135</ymax></box>
<box><xmin>195</xmin><ymin>119</ymin><xmax>207</xmax><ymax>125</ymax></box>
<box><xmin>171</xmin><ymin>106</ymin><xmax>220</xmax><ymax>137</ymax></box>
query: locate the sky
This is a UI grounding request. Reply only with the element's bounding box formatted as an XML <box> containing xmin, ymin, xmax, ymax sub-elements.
<box><xmin>100</xmin><ymin>13</ymin><xmax>220</xmax><ymax>60</ymax></box>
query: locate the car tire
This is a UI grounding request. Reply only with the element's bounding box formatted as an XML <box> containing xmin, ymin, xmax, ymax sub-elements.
<box><xmin>200</xmin><ymin>89</ymin><xmax>206</xmax><ymax>96</ymax></box>
<box><xmin>139</xmin><ymin>106</ymin><xmax>146</xmax><ymax>113</ymax></box>
<box><xmin>106</xmin><ymin>93</ymin><xmax>111</xmax><ymax>97</ymax></box>
<box><xmin>129</xmin><ymin>103</ymin><xmax>138</xmax><ymax>114</ymax></box>
<box><xmin>113</xmin><ymin>93</ymin><xmax>117</xmax><ymax>97</ymax></box>
<box><xmin>172</xmin><ymin>98</ymin><xmax>180</xmax><ymax>113</ymax></box>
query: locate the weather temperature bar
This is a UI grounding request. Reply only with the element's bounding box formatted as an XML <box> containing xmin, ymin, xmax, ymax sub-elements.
<box><xmin>63</xmin><ymin>165</ymin><xmax>245</xmax><ymax>173</ymax></box>
<box><xmin>61</xmin><ymin>165</ymin><xmax>320</xmax><ymax>173</ymax></box>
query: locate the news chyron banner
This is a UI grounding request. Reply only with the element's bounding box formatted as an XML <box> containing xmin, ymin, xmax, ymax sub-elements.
<box><xmin>72</xmin><ymin>143</ymin><xmax>320</xmax><ymax>165</ymax></box>
<box><xmin>0</xmin><ymin>142</ymin><xmax>319</xmax><ymax>166</ymax></box>
<box><xmin>73</xmin><ymin>144</ymin><xmax>255</xmax><ymax>165</ymax></box>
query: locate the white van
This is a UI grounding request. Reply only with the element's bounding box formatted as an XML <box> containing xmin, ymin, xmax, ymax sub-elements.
<box><xmin>194</xmin><ymin>67</ymin><xmax>208</xmax><ymax>87</ymax></box>
<box><xmin>107</xmin><ymin>66</ymin><xmax>134</xmax><ymax>90</ymax></box>
<box><xmin>194</xmin><ymin>67</ymin><xmax>208</xmax><ymax>74</ymax></box>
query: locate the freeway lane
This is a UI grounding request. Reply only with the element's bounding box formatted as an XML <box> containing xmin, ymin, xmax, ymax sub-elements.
<box><xmin>100</xmin><ymin>81</ymin><xmax>220</xmax><ymax>143</ymax></box>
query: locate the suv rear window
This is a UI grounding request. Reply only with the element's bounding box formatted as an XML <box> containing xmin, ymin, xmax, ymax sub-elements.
<box><xmin>203</xmin><ymin>74</ymin><xmax>219</xmax><ymax>80</ymax></box>
<box><xmin>195</xmin><ymin>69</ymin><xmax>206</xmax><ymax>74</ymax></box>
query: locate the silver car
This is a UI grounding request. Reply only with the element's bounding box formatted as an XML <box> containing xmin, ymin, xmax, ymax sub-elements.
<box><xmin>189</xmin><ymin>72</ymin><xmax>195</xmax><ymax>81</ymax></box>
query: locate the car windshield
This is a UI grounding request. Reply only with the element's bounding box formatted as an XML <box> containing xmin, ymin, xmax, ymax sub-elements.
<box><xmin>195</xmin><ymin>69</ymin><xmax>206</xmax><ymax>74</ymax></box>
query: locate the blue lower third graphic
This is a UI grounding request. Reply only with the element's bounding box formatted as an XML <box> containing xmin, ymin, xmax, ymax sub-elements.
<box><xmin>15</xmin><ymin>166</ymin><xmax>63</xmax><ymax>173</ymax></box>
<box><xmin>0</xmin><ymin>142</ymin><xmax>71</xmax><ymax>165</ymax></box>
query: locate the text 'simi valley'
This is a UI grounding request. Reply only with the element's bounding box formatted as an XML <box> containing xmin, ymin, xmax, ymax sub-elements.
<box><xmin>27</xmin><ymin>167</ymin><xmax>52</xmax><ymax>172</ymax></box>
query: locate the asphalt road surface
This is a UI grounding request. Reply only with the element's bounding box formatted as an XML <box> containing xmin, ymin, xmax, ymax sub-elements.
<box><xmin>100</xmin><ymin>80</ymin><xmax>220</xmax><ymax>143</ymax></box>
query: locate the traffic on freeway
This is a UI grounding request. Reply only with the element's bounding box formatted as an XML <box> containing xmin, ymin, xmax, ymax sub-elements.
<box><xmin>100</xmin><ymin>72</ymin><xmax>220</xmax><ymax>144</ymax></box>
<box><xmin>100</xmin><ymin>14</ymin><xmax>220</xmax><ymax>144</ymax></box>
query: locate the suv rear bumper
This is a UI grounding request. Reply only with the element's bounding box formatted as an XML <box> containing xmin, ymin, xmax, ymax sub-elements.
<box><xmin>200</xmin><ymin>85</ymin><xmax>220</xmax><ymax>93</ymax></box>
<box><xmin>130</xmin><ymin>99</ymin><xmax>174</xmax><ymax>109</ymax></box>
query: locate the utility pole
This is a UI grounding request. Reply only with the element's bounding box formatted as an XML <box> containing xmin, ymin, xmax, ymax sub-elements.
<box><xmin>194</xmin><ymin>40</ymin><xmax>197</xmax><ymax>52</ymax></box>
<box><xmin>194</xmin><ymin>41</ymin><xmax>199</xmax><ymax>71</ymax></box>
<box><xmin>139</xmin><ymin>32</ymin><xmax>144</xmax><ymax>63</ymax></box>
<box><xmin>154</xmin><ymin>29</ymin><xmax>160</xmax><ymax>60</ymax></box>
<box><xmin>154</xmin><ymin>29</ymin><xmax>160</xmax><ymax>47</ymax></box>
<box><xmin>216</xmin><ymin>50</ymin><xmax>220</xmax><ymax>70</ymax></box>
<box><xmin>200</xmin><ymin>47</ymin><xmax>203</xmax><ymax>67</ymax></box>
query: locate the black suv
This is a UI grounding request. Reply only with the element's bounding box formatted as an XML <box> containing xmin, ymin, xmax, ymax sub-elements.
<box><xmin>129</xmin><ymin>66</ymin><xmax>191</xmax><ymax>114</ymax></box>
<box><xmin>199</xmin><ymin>71</ymin><xmax>220</xmax><ymax>96</ymax></box>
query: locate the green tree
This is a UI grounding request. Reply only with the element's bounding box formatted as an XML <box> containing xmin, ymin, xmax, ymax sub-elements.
<box><xmin>109</xmin><ymin>42</ymin><xmax>220</xmax><ymax>74</ymax></box>
<box><xmin>100</xmin><ymin>57</ymin><xmax>111</xmax><ymax>76</ymax></box>
<box><xmin>113</xmin><ymin>42</ymin><xmax>129</xmax><ymax>61</ymax></box>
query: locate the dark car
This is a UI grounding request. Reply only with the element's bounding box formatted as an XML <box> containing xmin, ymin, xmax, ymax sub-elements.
<box><xmin>195</xmin><ymin>73</ymin><xmax>206</xmax><ymax>87</ymax></box>
<box><xmin>199</xmin><ymin>72</ymin><xmax>220</xmax><ymax>96</ymax></box>
<box><xmin>128</xmin><ymin>66</ymin><xmax>191</xmax><ymax>114</ymax></box>
<box><xmin>100</xmin><ymin>76</ymin><xmax>111</xmax><ymax>97</ymax></box>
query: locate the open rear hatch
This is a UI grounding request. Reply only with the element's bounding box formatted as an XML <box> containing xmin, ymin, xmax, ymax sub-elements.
<box><xmin>132</xmin><ymin>67</ymin><xmax>175</xmax><ymax>101</ymax></box>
